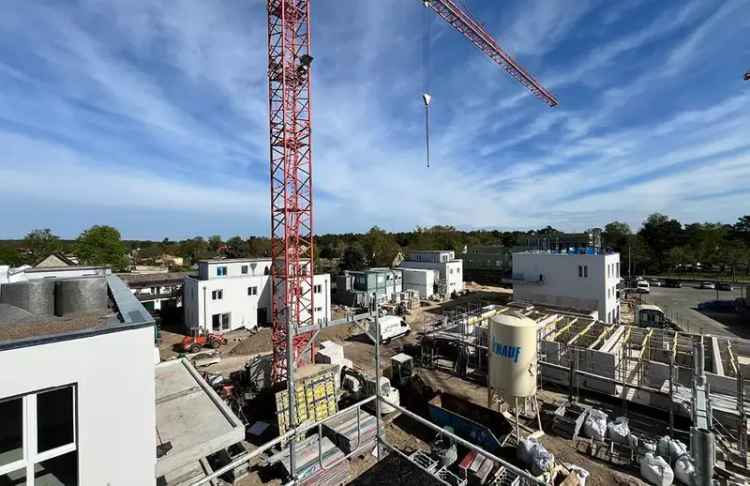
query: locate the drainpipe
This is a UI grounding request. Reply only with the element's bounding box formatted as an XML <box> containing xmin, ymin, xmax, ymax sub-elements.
<box><xmin>202</xmin><ymin>287</ymin><xmax>207</xmax><ymax>331</ymax></box>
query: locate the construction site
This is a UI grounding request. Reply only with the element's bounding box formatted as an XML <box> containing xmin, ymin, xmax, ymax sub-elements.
<box><xmin>151</xmin><ymin>1</ymin><xmax>747</xmax><ymax>485</ymax></box>
<box><xmin>1</xmin><ymin>1</ymin><xmax>749</xmax><ymax>486</ymax></box>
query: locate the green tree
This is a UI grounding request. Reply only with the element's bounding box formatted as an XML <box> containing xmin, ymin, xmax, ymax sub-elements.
<box><xmin>0</xmin><ymin>246</ymin><xmax>23</xmax><ymax>266</ymax></box>
<box><xmin>639</xmin><ymin>213</ymin><xmax>684</xmax><ymax>272</ymax></box>
<box><xmin>362</xmin><ymin>226</ymin><xmax>401</xmax><ymax>267</ymax></box>
<box><xmin>247</xmin><ymin>237</ymin><xmax>272</xmax><ymax>257</ymax></box>
<box><xmin>23</xmin><ymin>228</ymin><xmax>62</xmax><ymax>263</ymax></box>
<box><xmin>341</xmin><ymin>244</ymin><xmax>367</xmax><ymax>271</ymax></box>
<box><xmin>732</xmin><ymin>215</ymin><xmax>750</xmax><ymax>245</ymax></box>
<box><xmin>604</xmin><ymin>221</ymin><xmax>631</xmax><ymax>251</ymax></box>
<box><xmin>208</xmin><ymin>235</ymin><xmax>223</xmax><ymax>253</ymax></box>
<box><xmin>225</xmin><ymin>236</ymin><xmax>249</xmax><ymax>258</ymax></box>
<box><xmin>667</xmin><ymin>245</ymin><xmax>695</xmax><ymax>271</ymax></box>
<box><xmin>177</xmin><ymin>237</ymin><xmax>210</xmax><ymax>264</ymax></box>
<box><xmin>76</xmin><ymin>225</ymin><xmax>129</xmax><ymax>271</ymax></box>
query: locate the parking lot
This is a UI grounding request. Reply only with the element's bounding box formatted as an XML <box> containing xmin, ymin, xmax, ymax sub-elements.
<box><xmin>642</xmin><ymin>284</ymin><xmax>747</xmax><ymax>338</ymax></box>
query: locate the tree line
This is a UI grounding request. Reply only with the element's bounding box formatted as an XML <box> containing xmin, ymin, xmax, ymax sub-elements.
<box><xmin>1</xmin><ymin>213</ymin><xmax>748</xmax><ymax>277</ymax></box>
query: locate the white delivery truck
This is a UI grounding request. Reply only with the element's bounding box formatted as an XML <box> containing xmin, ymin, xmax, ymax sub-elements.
<box><xmin>366</xmin><ymin>315</ymin><xmax>411</xmax><ymax>344</ymax></box>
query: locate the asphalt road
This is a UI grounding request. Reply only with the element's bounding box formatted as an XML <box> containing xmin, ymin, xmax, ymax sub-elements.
<box><xmin>641</xmin><ymin>285</ymin><xmax>748</xmax><ymax>338</ymax></box>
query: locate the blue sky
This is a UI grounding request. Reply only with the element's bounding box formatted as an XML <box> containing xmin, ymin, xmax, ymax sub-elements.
<box><xmin>1</xmin><ymin>0</ymin><xmax>749</xmax><ymax>240</ymax></box>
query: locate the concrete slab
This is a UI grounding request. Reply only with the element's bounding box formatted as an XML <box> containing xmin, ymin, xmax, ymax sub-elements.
<box><xmin>155</xmin><ymin>359</ymin><xmax>245</xmax><ymax>480</ymax></box>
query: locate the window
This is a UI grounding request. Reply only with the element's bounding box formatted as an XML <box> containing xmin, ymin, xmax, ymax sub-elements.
<box><xmin>211</xmin><ymin>289</ymin><xmax>223</xmax><ymax>300</ymax></box>
<box><xmin>0</xmin><ymin>386</ymin><xmax>78</xmax><ymax>486</ymax></box>
<box><xmin>241</xmin><ymin>265</ymin><xmax>248</xmax><ymax>274</ymax></box>
<box><xmin>584</xmin><ymin>265</ymin><xmax>588</xmax><ymax>278</ymax></box>
<box><xmin>315</xmin><ymin>306</ymin><xmax>323</xmax><ymax>313</ymax></box>
<box><xmin>449</xmin><ymin>268</ymin><xmax>453</xmax><ymax>274</ymax></box>
<box><xmin>211</xmin><ymin>313</ymin><xmax>230</xmax><ymax>331</ymax></box>
<box><xmin>264</xmin><ymin>266</ymin><xmax>270</xmax><ymax>275</ymax></box>
<box><xmin>313</xmin><ymin>284</ymin><xmax>322</xmax><ymax>294</ymax></box>
<box><xmin>248</xmin><ymin>286</ymin><xmax>258</xmax><ymax>296</ymax></box>
<box><xmin>216</xmin><ymin>266</ymin><xmax>227</xmax><ymax>277</ymax></box>
<box><xmin>617</xmin><ymin>262</ymin><xmax>620</xmax><ymax>278</ymax></box>
<box><xmin>578</xmin><ymin>265</ymin><xmax>583</xmax><ymax>278</ymax></box>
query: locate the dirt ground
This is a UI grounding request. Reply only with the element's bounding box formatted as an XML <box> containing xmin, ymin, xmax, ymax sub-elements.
<box><xmin>174</xmin><ymin>286</ymin><xmax>649</xmax><ymax>485</ymax></box>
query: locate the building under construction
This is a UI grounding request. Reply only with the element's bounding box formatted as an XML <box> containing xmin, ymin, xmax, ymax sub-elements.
<box><xmin>419</xmin><ymin>301</ymin><xmax>750</xmax><ymax>474</ymax></box>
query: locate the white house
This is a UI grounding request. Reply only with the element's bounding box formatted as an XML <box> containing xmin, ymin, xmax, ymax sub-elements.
<box><xmin>183</xmin><ymin>258</ymin><xmax>331</xmax><ymax>332</ymax></box>
<box><xmin>512</xmin><ymin>250</ymin><xmax>621</xmax><ymax>323</ymax></box>
<box><xmin>0</xmin><ymin>275</ymin><xmax>156</xmax><ymax>485</ymax></box>
<box><xmin>400</xmin><ymin>268</ymin><xmax>437</xmax><ymax>299</ymax></box>
<box><xmin>399</xmin><ymin>250</ymin><xmax>464</xmax><ymax>299</ymax></box>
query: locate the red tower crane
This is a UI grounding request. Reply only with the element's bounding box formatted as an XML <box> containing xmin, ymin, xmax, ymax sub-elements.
<box><xmin>265</xmin><ymin>0</ymin><xmax>557</xmax><ymax>385</ymax></box>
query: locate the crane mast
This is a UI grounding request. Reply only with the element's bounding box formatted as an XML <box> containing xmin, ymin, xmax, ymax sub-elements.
<box><xmin>267</xmin><ymin>0</ymin><xmax>315</xmax><ymax>384</ymax></box>
<box><xmin>265</xmin><ymin>0</ymin><xmax>558</xmax><ymax>386</ymax></box>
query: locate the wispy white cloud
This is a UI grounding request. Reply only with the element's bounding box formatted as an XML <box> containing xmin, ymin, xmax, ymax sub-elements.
<box><xmin>0</xmin><ymin>0</ymin><xmax>748</xmax><ymax>239</ymax></box>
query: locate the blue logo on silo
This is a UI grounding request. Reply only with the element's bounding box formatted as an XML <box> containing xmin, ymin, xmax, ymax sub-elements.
<box><xmin>492</xmin><ymin>336</ymin><xmax>521</xmax><ymax>364</ymax></box>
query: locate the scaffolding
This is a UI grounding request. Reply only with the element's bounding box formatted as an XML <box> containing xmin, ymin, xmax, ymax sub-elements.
<box><xmin>190</xmin><ymin>302</ymin><xmax>549</xmax><ymax>486</ymax></box>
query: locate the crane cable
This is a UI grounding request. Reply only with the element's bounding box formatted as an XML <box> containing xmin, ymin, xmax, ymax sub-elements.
<box><xmin>422</xmin><ymin>3</ymin><xmax>432</xmax><ymax>168</ymax></box>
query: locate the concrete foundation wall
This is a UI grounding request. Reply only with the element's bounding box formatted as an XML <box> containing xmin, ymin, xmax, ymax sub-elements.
<box><xmin>707</xmin><ymin>372</ymin><xmax>737</xmax><ymax>395</ymax></box>
<box><xmin>0</xmin><ymin>326</ymin><xmax>156</xmax><ymax>485</ymax></box>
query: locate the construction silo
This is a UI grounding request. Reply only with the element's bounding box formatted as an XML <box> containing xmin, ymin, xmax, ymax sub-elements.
<box><xmin>55</xmin><ymin>277</ymin><xmax>108</xmax><ymax>316</ymax></box>
<box><xmin>488</xmin><ymin>312</ymin><xmax>542</xmax><ymax>435</ymax></box>
<box><xmin>0</xmin><ymin>279</ymin><xmax>56</xmax><ymax>316</ymax></box>
<box><xmin>489</xmin><ymin>312</ymin><xmax>537</xmax><ymax>401</ymax></box>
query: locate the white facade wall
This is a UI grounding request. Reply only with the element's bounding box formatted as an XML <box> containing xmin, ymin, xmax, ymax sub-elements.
<box><xmin>0</xmin><ymin>326</ymin><xmax>156</xmax><ymax>485</ymax></box>
<box><xmin>184</xmin><ymin>259</ymin><xmax>331</xmax><ymax>331</ymax></box>
<box><xmin>512</xmin><ymin>252</ymin><xmax>620</xmax><ymax>323</ymax></box>
<box><xmin>400</xmin><ymin>268</ymin><xmax>436</xmax><ymax>299</ymax></box>
<box><xmin>399</xmin><ymin>259</ymin><xmax>464</xmax><ymax>297</ymax></box>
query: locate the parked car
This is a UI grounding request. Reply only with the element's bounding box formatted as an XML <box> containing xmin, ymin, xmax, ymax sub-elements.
<box><xmin>699</xmin><ymin>281</ymin><xmax>716</xmax><ymax>290</ymax></box>
<box><xmin>664</xmin><ymin>279</ymin><xmax>682</xmax><ymax>288</ymax></box>
<box><xmin>635</xmin><ymin>280</ymin><xmax>650</xmax><ymax>294</ymax></box>
<box><xmin>717</xmin><ymin>283</ymin><xmax>734</xmax><ymax>291</ymax></box>
<box><xmin>649</xmin><ymin>279</ymin><xmax>663</xmax><ymax>287</ymax></box>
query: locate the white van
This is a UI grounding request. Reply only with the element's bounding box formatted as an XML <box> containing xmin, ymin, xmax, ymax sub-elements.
<box><xmin>636</xmin><ymin>280</ymin><xmax>650</xmax><ymax>294</ymax></box>
<box><xmin>366</xmin><ymin>315</ymin><xmax>411</xmax><ymax>344</ymax></box>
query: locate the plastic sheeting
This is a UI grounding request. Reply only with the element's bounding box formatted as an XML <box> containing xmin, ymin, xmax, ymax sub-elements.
<box><xmin>674</xmin><ymin>455</ymin><xmax>695</xmax><ymax>485</ymax></box>
<box><xmin>607</xmin><ymin>416</ymin><xmax>630</xmax><ymax>445</ymax></box>
<box><xmin>656</xmin><ymin>435</ymin><xmax>688</xmax><ymax>466</ymax></box>
<box><xmin>583</xmin><ymin>409</ymin><xmax>608</xmax><ymax>441</ymax></box>
<box><xmin>565</xmin><ymin>464</ymin><xmax>589</xmax><ymax>486</ymax></box>
<box><xmin>516</xmin><ymin>438</ymin><xmax>554</xmax><ymax>477</ymax></box>
<box><xmin>640</xmin><ymin>453</ymin><xmax>674</xmax><ymax>486</ymax></box>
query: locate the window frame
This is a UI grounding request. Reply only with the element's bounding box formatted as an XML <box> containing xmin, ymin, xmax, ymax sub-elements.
<box><xmin>241</xmin><ymin>265</ymin><xmax>248</xmax><ymax>274</ymax></box>
<box><xmin>211</xmin><ymin>289</ymin><xmax>223</xmax><ymax>301</ymax></box>
<box><xmin>0</xmin><ymin>384</ymin><xmax>78</xmax><ymax>484</ymax></box>
<box><xmin>248</xmin><ymin>286</ymin><xmax>258</xmax><ymax>296</ymax></box>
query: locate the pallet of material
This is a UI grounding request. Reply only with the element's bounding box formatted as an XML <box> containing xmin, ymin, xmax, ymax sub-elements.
<box><xmin>322</xmin><ymin>408</ymin><xmax>383</xmax><ymax>455</ymax></box>
<box><xmin>279</xmin><ymin>435</ymin><xmax>349</xmax><ymax>486</ymax></box>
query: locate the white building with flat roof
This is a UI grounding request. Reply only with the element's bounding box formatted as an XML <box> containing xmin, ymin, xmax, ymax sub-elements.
<box><xmin>399</xmin><ymin>250</ymin><xmax>463</xmax><ymax>299</ymax></box>
<box><xmin>0</xmin><ymin>275</ymin><xmax>156</xmax><ymax>485</ymax></box>
<box><xmin>183</xmin><ymin>258</ymin><xmax>331</xmax><ymax>332</ymax></box>
<box><xmin>512</xmin><ymin>250</ymin><xmax>621</xmax><ymax>323</ymax></box>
